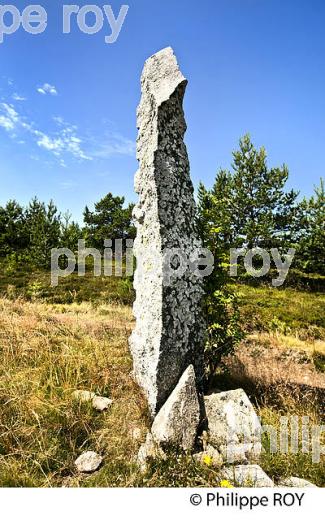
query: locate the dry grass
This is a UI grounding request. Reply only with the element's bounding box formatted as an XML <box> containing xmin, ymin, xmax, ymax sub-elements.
<box><xmin>0</xmin><ymin>294</ymin><xmax>324</xmax><ymax>487</ymax></box>
<box><xmin>0</xmin><ymin>297</ymin><xmax>149</xmax><ymax>486</ymax></box>
<box><xmin>0</xmin><ymin>295</ymin><xmax>230</xmax><ymax>488</ymax></box>
<box><xmin>266</xmin><ymin>332</ymin><xmax>325</xmax><ymax>354</ymax></box>
<box><xmin>223</xmin><ymin>332</ymin><xmax>325</xmax><ymax>395</ymax></box>
<box><xmin>216</xmin><ymin>332</ymin><xmax>325</xmax><ymax>485</ymax></box>
<box><xmin>217</xmin><ymin>332</ymin><xmax>324</xmax><ymax>423</ymax></box>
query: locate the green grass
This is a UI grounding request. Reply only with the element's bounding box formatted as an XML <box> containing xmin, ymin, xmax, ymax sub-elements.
<box><xmin>259</xmin><ymin>406</ymin><xmax>325</xmax><ymax>487</ymax></box>
<box><xmin>237</xmin><ymin>284</ymin><xmax>325</xmax><ymax>338</ymax></box>
<box><xmin>0</xmin><ymin>262</ymin><xmax>134</xmax><ymax>305</ymax></box>
<box><xmin>2</xmin><ymin>264</ymin><xmax>324</xmax><ymax>334</ymax></box>
<box><xmin>313</xmin><ymin>352</ymin><xmax>325</xmax><ymax>373</ymax></box>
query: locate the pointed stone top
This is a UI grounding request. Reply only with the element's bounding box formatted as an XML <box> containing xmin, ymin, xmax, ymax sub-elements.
<box><xmin>141</xmin><ymin>47</ymin><xmax>187</xmax><ymax>106</ymax></box>
<box><xmin>151</xmin><ymin>365</ymin><xmax>200</xmax><ymax>450</ymax></box>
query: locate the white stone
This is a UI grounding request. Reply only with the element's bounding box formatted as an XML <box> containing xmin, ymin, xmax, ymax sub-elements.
<box><xmin>204</xmin><ymin>389</ymin><xmax>262</xmax><ymax>463</ymax></box>
<box><xmin>75</xmin><ymin>451</ymin><xmax>103</xmax><ymax>473</ymax></box>
<box><xmin>129</xmin><ymin>47</ymin><xmax>205</xmax><ymax>416</ymax></box>
<box><xmin>73</xmin><ymin>390</ymin><xmax>112</xmax><ymax>412</ymax></box>
<box><xmin>221</xmin><ymin>465</ymin><xmax>274</xmax><ymax>487</ymax></box>
<box><xmin>151</xmin><ymin>365</ymin><xmax>200</xmax><ymax>451</ymax></box>
<box><xmin>218</xmin><ymin>442</ymin><xmax>262</xmax><ymax>464</ymax></box>
<box><xmin>279</xmin><ymin>476</ymin><xmax>317</xmax><ymax>487</ymax></box>
<box><xmin>92</xmin><ymin>396</ymin><xmax>113</xmax><ymax>411</ymax></box>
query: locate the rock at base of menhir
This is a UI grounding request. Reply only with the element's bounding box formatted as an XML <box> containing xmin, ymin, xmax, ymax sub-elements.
<box><xmin>278</xmin><ymin>476</ymin><xmax>317</xmax><ymax>487</ymax></box>
<box><xmin>204</xmin><ymin>389</ymin><xmax>262</xmax><ymax>463</ymax></box>
<box><xmin>220</xmin><ymin>465</ymin><xmax>274</xmax><ymax>487</ymax></box>
<box><xmin>151</xmin><ymin>365</ymin><xmax>200</xmax><ymax>451</ymax></box>
<box><xmin>75</xmin><ymin>451</ymin><xmax>103</xmax><ymax>473</ymax></box>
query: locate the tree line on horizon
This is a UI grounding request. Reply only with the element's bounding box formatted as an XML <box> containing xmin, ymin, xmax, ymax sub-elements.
<box><xmin>0</xmin><ymin>193</ymin><xmax>135</xmax><ymax>270</ymax></box>
<box><xmin>0</xmin><ymin>135</ymin><xmax>324</xmax><ymax>278</ymax></box>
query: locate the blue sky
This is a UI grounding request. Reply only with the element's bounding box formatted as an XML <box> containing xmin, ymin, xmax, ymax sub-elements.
<box><xmin>0</xmin><ymin>0</ymin><xmax>324</xmax><ymax>222</ymax></box>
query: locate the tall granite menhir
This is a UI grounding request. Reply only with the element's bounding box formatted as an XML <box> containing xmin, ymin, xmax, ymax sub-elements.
<box><xmin>129</xmin><ymin>47</ymin><xmax>205</xmax><ymax>416</ymax></box>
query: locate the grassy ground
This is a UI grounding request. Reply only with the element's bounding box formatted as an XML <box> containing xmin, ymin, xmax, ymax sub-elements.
<box><xmin>237</xmin><ymin>284</ymin><xmax>325</xmax><ymax>338</ymax></box>
<box><xmin>0</xmin><ymin>264</ymin><xmax>134</xmax><ymax>305</ymax></box>
<box><xmin>0</xmin><ymin>267</ymin><xmax>324</xmax><ymax>487</ymax></box>
<box><xmin>0</xmin><ymin>298</ymin><xmax>219</xmax><ymax>487</ymax></box>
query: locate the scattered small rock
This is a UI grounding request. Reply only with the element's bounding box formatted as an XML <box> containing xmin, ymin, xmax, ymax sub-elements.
<box><xmin>75</xmin><ymin>451</ymin><xmax>103</xmax><ymax>473</ymax></box>
<box><xmin>218</xmin><ymin>442</ymin><xmax>262</xmax><ymax>464</ymax></box>
<box><xmin>220</xmin><ymin>465</ymin><xmax>274</xmax><ymax>487</ymax></box>
<box><xmin>72</xmin><ymin>390</ymin><xmax>112</xmax><ymax>412</ymax></box>
<box><xmin>92</xmin><ymin>396</ymin><xmax>113</xmax><ymax>411</ymax></box>
<box><xmin>151</xmin><ymin>365</ymin><xmax>200</xmax><ymax>451</ymax></box>
<box><xmin>278</xmin><ymin>476</ymin><xmax>317</xmax><ymax>487</ymax></box>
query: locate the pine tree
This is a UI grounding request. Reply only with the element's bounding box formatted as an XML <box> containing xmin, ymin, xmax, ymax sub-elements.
<box><xmin>297</xmin><ymin>179</ymin><xmax>325</xmax><ymax>274</ymax></box>
<box><xmin>83</xmin><ymin>192</ymin><xmax>135</xmax><ymax>250</ymax></box>
<box><xmin>25</xmin><ymin>198</ymin><xmax>61</xmax><ymax>268</ymax></box>
<box><xmin>0</xmin><ymin>200</ymin><xmax>27</xmax><ymax>256</ymax></box>
<box><xmin>231</xmin><ymin>134</ymin><xmax>299</xmax><ymax>250</ymax></box>
<box><xmin>60</xmin><ymin>211</ymin><xmax>82</xmax><ymax>252</ymax></box>
<box><xmin>197</xmin><ymin>181</ymin><xmax>242</xmax><ymax>382</ymax></box>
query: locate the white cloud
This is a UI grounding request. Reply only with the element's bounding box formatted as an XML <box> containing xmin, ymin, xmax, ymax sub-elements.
<box><xmin>37</xmin><ymin>134</ymin><xmax>63</xmax><ymax>153</ymax></box>
<box><xmin>0</xmin><ymin>116</ymin><xmax>14</xmax><ymax>131</ymax></box>
<box><xmin>0</xmin><ymin>103</ymin><xmax>19</xmax><ymax>131</ymax></box>
<box><xmin>0</xmin><ymin>100</ymin><xmax>134</xmax><ymax>165</ymax></box>
<box><xmin>53</xmin><ymin>116</ymin><xmax>64</xmax><ymax>125</ymax></box>
<box><xmin>35</xmin><ymin>127</ymin><xmax>91</xmax><ymax>161</ymax></box>
<box><xmin>92</xmin><ymin>132</ymin><xmax>135</xmax><ymax>158</ymax></box>
<box><xmin>59</xmin><ymin>159</ymin><xmax>67</xmax><ymax>168</ymax></box>
<box><xmin>0</xmin><ymin>102</ymin><xmax>90</xmax><ymax>162</ymax></box>
<box><xmin>12</xmin><ymin>93</ymin><xmax>27</xmax><ymax>101</ymax></box>
<box><xmin>37</xmin><ymin>83</ymin><xmax>58</xmax><ymax>96</ymax></box>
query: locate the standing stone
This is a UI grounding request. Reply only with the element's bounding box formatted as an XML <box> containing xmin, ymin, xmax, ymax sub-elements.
<box><xmin>129</xmin><ymin>47</ymin><xmax>205</xmax><ymax>416</ymax></box>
